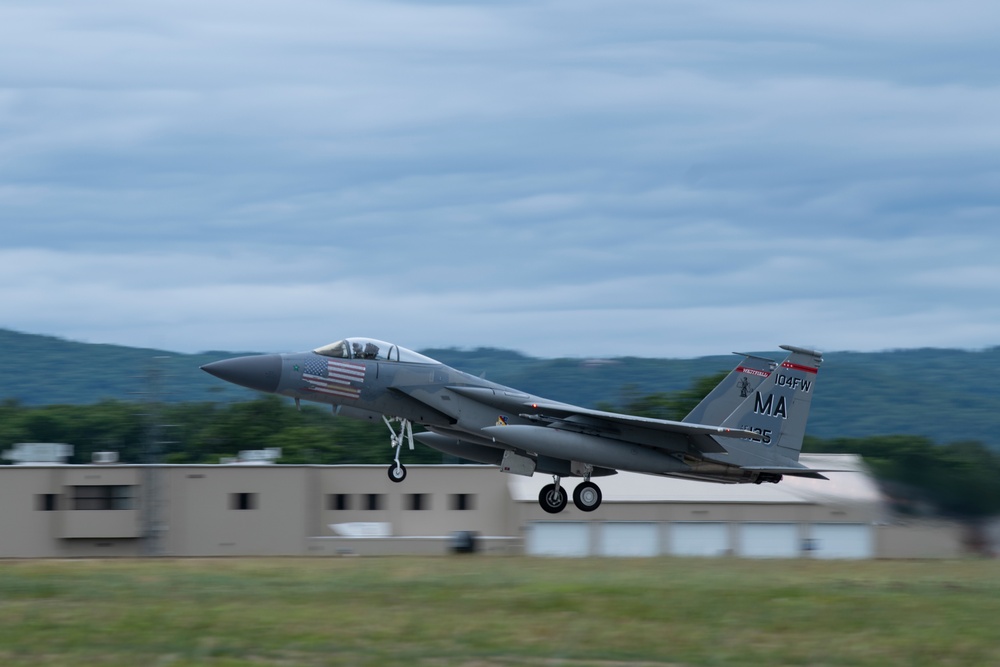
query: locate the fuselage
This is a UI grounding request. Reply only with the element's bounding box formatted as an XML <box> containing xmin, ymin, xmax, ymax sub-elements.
<box><xmin>203</xmin><ymin>338</ymin><xmax>693</xmax><ymax>478</ymax></box>
<box><xmin>201</xmin><ymin>337</ymin><xmax>822</xmax><ymax>488</ymax></box>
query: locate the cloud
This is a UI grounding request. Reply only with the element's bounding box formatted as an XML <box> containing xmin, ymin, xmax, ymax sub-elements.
<box><xmin>2</xmin><ymin>1</ymin><xmax>999</xmax><ymax>357</ymax></box>
<box><xmin>4</xmin><ymin>226</ymin><xmax>999</xmax><ymax>358</ymax></box>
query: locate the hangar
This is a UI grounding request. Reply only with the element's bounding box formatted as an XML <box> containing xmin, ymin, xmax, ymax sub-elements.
<box><xmin>0</xmin><ymin>452</ymin><xmax>963</xmax><ymax>559</ymax></box>
<box><xmin>513</xmin><ymin>455</ymin><xmax>883</xmax><ymax>559</ymax></box>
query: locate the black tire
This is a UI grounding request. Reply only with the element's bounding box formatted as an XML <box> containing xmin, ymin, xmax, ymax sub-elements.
<box><xmin>573</xmin><ymin>481</ymin><xmax>602</xmax><ymax>512</ymax></box>
<box><xmin>538</xmin><ymin>483</ymin><xmax>568</xmax><ymax>514</ymax></box>
<box><xmin>387</xmin><ymin>463</ymin><xmax>407</xmax><ymax>483</ymax></box>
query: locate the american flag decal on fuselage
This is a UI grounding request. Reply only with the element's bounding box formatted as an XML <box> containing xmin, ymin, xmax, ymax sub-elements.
<box><xmin>303</xmin><ymin>358</ymin><xmax>366</xmax><ymax>400</ymax></box>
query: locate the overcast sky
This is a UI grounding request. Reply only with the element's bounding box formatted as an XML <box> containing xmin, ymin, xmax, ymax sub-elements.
<box><xmin>2</xmin><ymin>1</ymin><xmax>999</xmax><ymax>358</ymax></box>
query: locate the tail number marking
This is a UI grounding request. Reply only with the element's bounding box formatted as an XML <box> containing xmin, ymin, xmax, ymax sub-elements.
<box><xmin>740</xmin><ymin>426</ymin><xmax>773</xmax><ymax>445</ymax></box>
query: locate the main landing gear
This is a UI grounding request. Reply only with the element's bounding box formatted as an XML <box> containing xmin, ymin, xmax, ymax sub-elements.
<box><xmin>573</xmin><ymin>480</ymin><xmax>602</xmax><ymax>512</ymax></box>
<box><xmin>538</xmin><ymin>476</ymin><xmax>603</xmax><ymax>514</ymax></box>
<box><xmin>383</xmin><ymin>416</ymin><xmax>413</xmax><ymax>483</ymax></box>
<box><xmin>538</xmin><ymin>478</ymin><xmax>567</xmax><ymax>514</ymax></box>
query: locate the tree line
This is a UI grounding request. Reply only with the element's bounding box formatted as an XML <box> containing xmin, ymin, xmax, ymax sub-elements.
<box><xmin>0</xmin><ymin>396</ymin><xmax>442</xmax><ymax>467</ymax></box>
<box><xmin>2</xmin><ymin>388</ymin><xmax>999</xmax><ymax>519</ymax></box>
<box><xmin>7</xmin><ymin>328</ymin><xmax>1000</xmax><ymax>447</ymax></box>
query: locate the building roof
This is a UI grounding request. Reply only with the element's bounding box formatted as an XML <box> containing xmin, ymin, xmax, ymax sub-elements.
<box><xmin>507</xmin><ymin>454</ymin><xmax>883</xmax><ymax>506</ymax></box>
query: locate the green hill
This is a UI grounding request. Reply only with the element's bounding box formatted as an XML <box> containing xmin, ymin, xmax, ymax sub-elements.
<box><xmin>0</xmin><ymin>329</ymin><xmax>255</xmax><ymax>405</ymax></box>
<box><xmin>2</xmin><ymin>328</ymin><xmax>998</xmax><ymax>447</ymax></box>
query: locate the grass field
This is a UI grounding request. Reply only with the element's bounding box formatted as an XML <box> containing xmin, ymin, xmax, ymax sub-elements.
<box><xmin>0</xmin><ymin>557</ymin><xmax>998</xmax><ymax>666</ymax></box>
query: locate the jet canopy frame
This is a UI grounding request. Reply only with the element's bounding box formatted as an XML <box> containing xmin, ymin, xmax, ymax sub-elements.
<box><xmin>313</xmin><ymin>338</ymin><xmax>440</xmax><ymax>365</ymax></box>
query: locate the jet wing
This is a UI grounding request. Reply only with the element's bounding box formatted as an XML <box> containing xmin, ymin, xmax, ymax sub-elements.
<box><xmin>447</xmin><ymin>386</ymin><xmax>755</xmax><ymax>439</ymax></box>
<box><xmin>526</xmin><ymin>400</ymin><xmax>759</xmax><ymax>444</ymax></box>
<box><xmin>741</xmin><ymin>457</ymin><xmax>867</xmax><ymax>480</ymax></box>
<box><xmin>443</xmin><ymin>386</ymin><xmax>755</xmax><ymax>455</ymax></box>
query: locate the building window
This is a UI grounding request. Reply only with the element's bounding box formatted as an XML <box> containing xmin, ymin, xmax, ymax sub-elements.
<box><xmin>37</xmin><ymin>494</ymin><xmax>59</xmax><ymax>511</ymax></box>
<box><xmin>72</xmin><ymin>485</ymin><xmax>133</xmax><ymax>510</ymax></box>
<box><xmin>406</xmin><ymin>493</ymin><xmax>430</xmax><ymax>511</ymax></box>
<box><xmin>364</xmin><ymin>494</ymin><xmax>384</xmax><ymax>511</ymax></box>
<box><xmin>230</xmin><ymin>492</ymin><xmax>258</xmax><ymax>510</ymax></box>
<box><xmin>329</xmin><ymin>494</ymin><xmax>351</xmax><ymax>511</ymax></box>
<box><xmin>450</xmin><ymin>493</ymin><xmax>475</xmax><ymax>511</ymax></box>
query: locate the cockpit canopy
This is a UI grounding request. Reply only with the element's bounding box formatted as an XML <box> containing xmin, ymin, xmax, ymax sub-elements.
<box><xmin>313</xmin><ymin>338</ymin><xmax>440</xmax><ymax>365</ymax></box>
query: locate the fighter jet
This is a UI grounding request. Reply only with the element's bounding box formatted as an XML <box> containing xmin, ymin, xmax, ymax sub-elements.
<box><xmin>202</xmin><ymin>339</ymin><xmax>826</xmax><ymax>513</ymax></box>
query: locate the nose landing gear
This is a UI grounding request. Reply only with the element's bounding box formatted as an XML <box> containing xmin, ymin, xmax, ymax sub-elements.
<box><xmin>383</xmin><ymin>416</ymin><xmax>413</xmax><ymax>483</ymax></box>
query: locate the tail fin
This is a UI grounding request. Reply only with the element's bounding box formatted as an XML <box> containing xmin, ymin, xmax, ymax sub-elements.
<box><xmin>720</xmin><ymin>345</ymin><xmax>822</xmax><ymax>462</ymax></box>
<box><xmin>683</xmin><ymin>353</ymin><xmax>777</xmax><ymax>425</ymax></box>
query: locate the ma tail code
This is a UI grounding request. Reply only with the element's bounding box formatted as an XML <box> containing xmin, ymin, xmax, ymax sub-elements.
<box><xmin>754</xmin><ymin>392</ymin><xmax>787</xmax><ymax>419</ymax></box>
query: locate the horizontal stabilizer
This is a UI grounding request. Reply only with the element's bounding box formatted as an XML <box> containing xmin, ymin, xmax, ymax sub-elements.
<box><xmin>782</xmin><ymin>471</ymin><xmax>829</xmax><ymax>480</ymax></box>
<box><xmin>741</xmin><ymin>466</ymin><xmax>841</xmax><ymax>480</ymax></box>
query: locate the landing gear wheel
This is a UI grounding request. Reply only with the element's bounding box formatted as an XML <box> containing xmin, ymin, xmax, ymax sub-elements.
<box><xmin>573</xmin><ymin>481</ymin><xmax>602</xmax><ymax>512</ymax></box>
<box><xmin>387</xmin><ymin>463</ymin><xmax>407</xmax><ymax>483</ymax></box>
<box><xmin>382</xmin><ymin>416</ymin><xmax>413</xmax><ymax>484</ymax></box>
<box><xmin>538</xmin><ymin>484</ymin><xmax>568</xmax><ymax>514</ymax></box>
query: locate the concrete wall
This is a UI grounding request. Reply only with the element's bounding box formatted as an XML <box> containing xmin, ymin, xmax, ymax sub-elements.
<box><xmin>312</xmin><ymin>466</ymin><xmax>515</xmax><ymax>539</ymax></box>
<box><xmin>160</xmin><ymin>466</ymin><xmax>311</xmax><ymax>556</ymax></box>
<box><xmin>0</xmin><ymin>466</ymin><xmax>144</xmax><ymax>558</ymax></box>
<box><xmin>0</xmin><ymin>465</ymin><xmax>517</xmax><ymax>558</ymax></box>
<box><xmin>0</xmin><ymin>464</ymin><xmax>966</xmax><ymax>559</ymax></box>
<box><xmin>876</xmin><ymin>522</ymin><xmax>965</xmax><ymax>559</ymax></box>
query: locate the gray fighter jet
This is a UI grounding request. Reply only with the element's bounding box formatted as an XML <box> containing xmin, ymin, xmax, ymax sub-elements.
<box><xmin>202</xmin><ymin>339</ymin><xmax>826</xmax><ymax>513</ymax></box>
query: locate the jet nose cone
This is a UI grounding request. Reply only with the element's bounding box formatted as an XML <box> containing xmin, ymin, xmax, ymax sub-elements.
<box><xmin>201</xmin><ymin>354</ymin><xmax>282</xmax><ymax>393</ymax></box>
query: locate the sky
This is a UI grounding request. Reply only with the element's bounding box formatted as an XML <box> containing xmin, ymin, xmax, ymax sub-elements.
<box><xmin>2</xmin><ymin>0</ymin><xmax>1000</xmax><ymax>359</ymax></box>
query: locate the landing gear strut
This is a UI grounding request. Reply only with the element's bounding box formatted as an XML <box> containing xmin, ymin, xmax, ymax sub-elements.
<box><xmin>383</xmin><ymin>416</ymin><xmax>413</xmax><ymax>483</ymax></box>
<box><xmin>538</xmin><ymin>476</ymin><xmax>568</xmax><ymax>514</ymax></box>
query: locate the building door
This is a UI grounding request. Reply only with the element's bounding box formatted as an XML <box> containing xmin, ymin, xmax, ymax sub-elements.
<box><xmin>738</xmin><ymin>523</ymin><xmax>800</xmax><ymax>558</ymax></box>
<box><xmin>525</xmin><ymin>522</ymin><xmax>590</xmax><ymax>557</ymax></box>
<box><xmin>670</xmin><ymin>522</ymin><xmax>730</xmax><ymax>557</ymax></box>
<box><xmin>808</xmin><ymin>523</ymin><xmax>873</xmax><ymax>559</ymax></box>
<box><xmin>599</xmin><ymin>522</ymin><xmax>659</xmax><ymax>557</ymax></box>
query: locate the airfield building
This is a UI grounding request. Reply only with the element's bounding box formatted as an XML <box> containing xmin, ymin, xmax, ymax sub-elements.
<box><xmin>0</xmin><ymin>454</ymin><xmax>963</xmax><ymax>559</ymax></box>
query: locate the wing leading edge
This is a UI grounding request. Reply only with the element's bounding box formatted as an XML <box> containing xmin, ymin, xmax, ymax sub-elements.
<box><xmin>523</xmin><ymin>400</ymin><xmax>760</xmax><ymax>443</ymax></box>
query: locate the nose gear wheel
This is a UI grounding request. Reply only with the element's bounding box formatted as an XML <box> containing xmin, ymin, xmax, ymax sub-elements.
<box><xmin>383</xmin><ymin>416</ymin><xmax>413</xmax><ymax>484</ymax></box>
<box><xmin>387</xmin><ymin>462</ymin><xmax>407</xmax><ymax>482</ymax></box>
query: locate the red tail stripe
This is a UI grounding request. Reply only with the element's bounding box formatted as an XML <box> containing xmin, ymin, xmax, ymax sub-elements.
<box><xmin>781</xmin><ymin>361</ymin><xmax>819</xmax><ymax>374</ymax></box>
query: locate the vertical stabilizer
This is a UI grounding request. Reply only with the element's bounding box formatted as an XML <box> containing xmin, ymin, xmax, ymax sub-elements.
<box><xmin>720</xmin><ymin>345</ymin><xmax>822</xmax><ymax>462</ymax></box>
<box><xmin>683</xmin><ymin>353</ymin><xmax>778</xmax><ymax>425</ymax></box>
